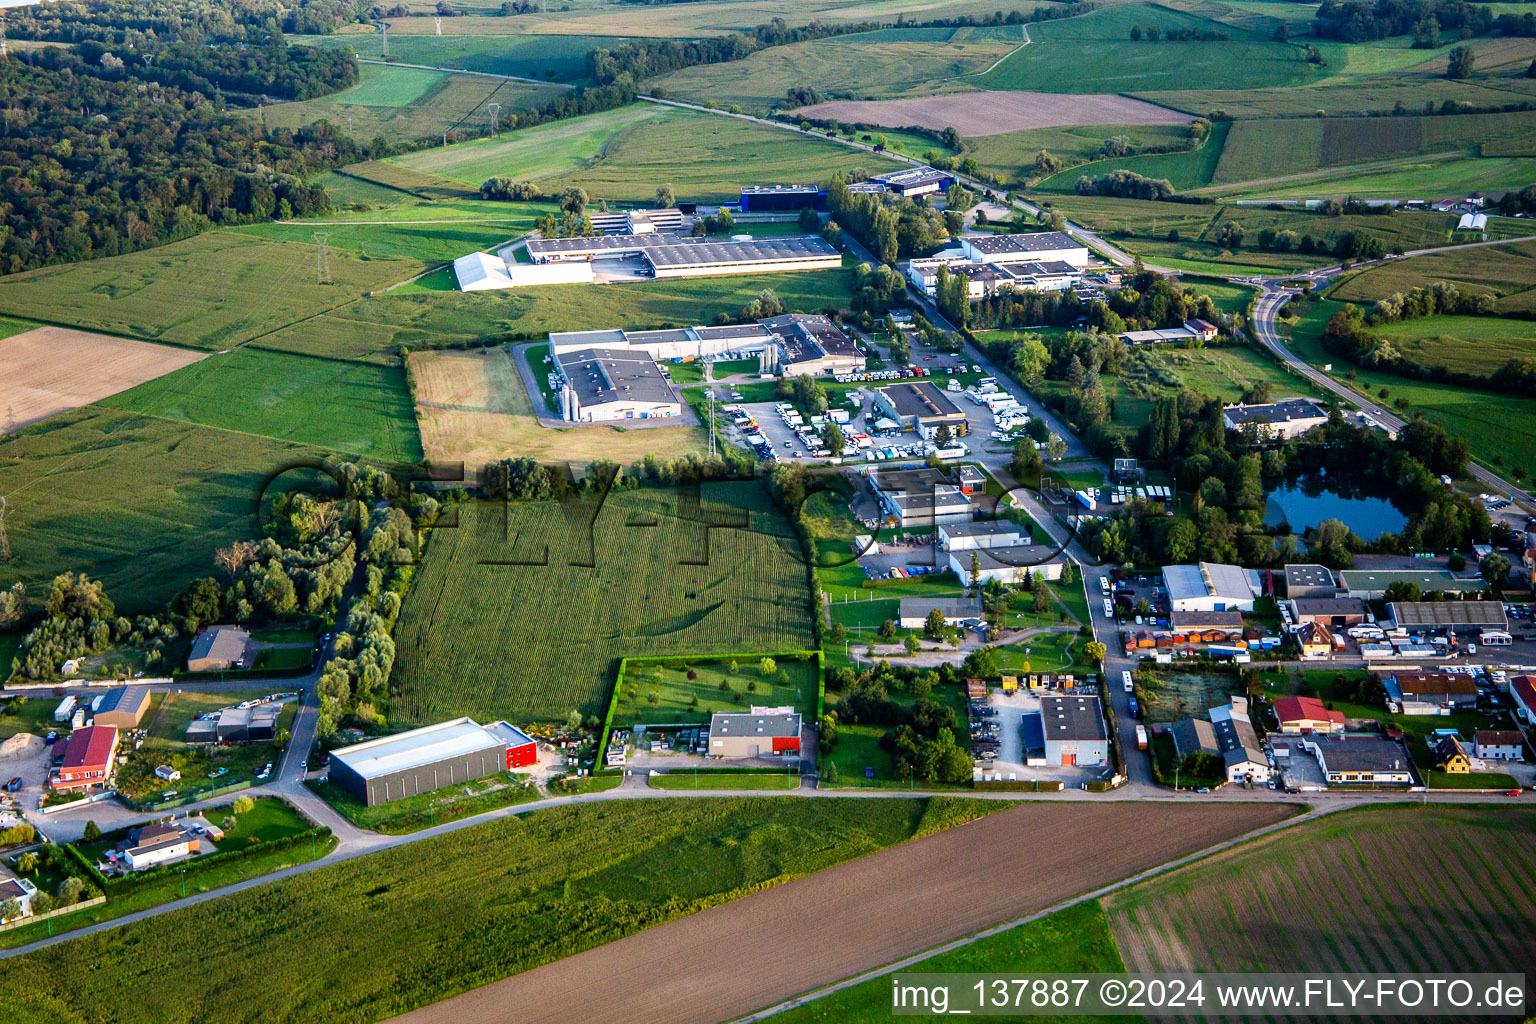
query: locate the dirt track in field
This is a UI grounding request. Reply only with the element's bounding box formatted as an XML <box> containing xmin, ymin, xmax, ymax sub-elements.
<box><xmin>389</xmin><ymin>801</ymin><xmax>1295</xmax><ymax>1024</ymax></box>
<box><xmin>0</xmin><ymin>326</ymin><xmax>205</xmax><ymax>429</ymax></box>
<box><xmin>796</xmin><ymin>91</ymin><xmax>1195</xmax><ymax>136</ymax></box>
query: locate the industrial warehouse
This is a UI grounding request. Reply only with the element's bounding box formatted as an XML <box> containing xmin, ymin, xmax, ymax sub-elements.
<box><xmin>549</xmin><ymin>313</ymin><xmax>862</xmax><ymax>422</ymax></box>
<box><xmin>455</xmin><ymin>231</ymin><xmax>840</xmax><ymax>291</ymax></box>
<box><xmin>328</xmin><ymin>718</ymin><xmax>538</xmax><ymax>806</ymax></box>
<box><xmin>903</xmin><ymin>231</ymin><xmax>1091</xmax><ymax>299</ymax></box>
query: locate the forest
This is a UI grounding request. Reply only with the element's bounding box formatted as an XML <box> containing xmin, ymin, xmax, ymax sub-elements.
<box><xmin>0</xmin><ymin>52</ymin><xmax>352</xmax><ymax>274</ymax></box>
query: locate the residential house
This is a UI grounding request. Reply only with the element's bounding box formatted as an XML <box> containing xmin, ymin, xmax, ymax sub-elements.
<box><xmin>1271</xmin><ymin>695</ymin><xmax>1345</xmax><ymax>735</ymax></box>
<box><xmin>1393</xmin><ymin>672</ymin><xmax>1478</xmax><ymax>709</ymax></box>
<box><xmin>1473</xmin><ymin>731</ymin><xmax>1524</xmax><ymax>760</ymax></box>
<box><xmin>0</xmin><ymin>878</ymin><xmax>38</xmax><ymax>922</ymax></box>
<box><xmin>124</xmin><ymin>822</ymin><xmax>194</xmax><ymax>871</ymax></box>
<box><xmin>1432</xmin><ymin>735</ymin><xmax>1471</xmax><ymax>774</ymax></box>
<box><xmin>897</xmin><ymin>597</ymin><xmax>982</xmax><ymax>629</ymax></box>
<box><xmin>186</xmin><ymin>625</ymin><xmax>251</xmax><ymax>672</ymax></box>
<box><xmin>1304</xmin><ymin>736</ymin><xmax>1415</xmax><ymax>786</ymax></box>
<box><xmin>51</xmin><ymin>725</ymin><xmax>120</xmax><ymax>793</ymax></box>
<box><xmin>1296</xmin><ymin>621</ymin><xmax>1335</xmax><ymax>660</ymax></box>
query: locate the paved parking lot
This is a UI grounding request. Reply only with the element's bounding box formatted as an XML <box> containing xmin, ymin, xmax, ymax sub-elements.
<box><xmin>979</xmin><ymin>689</ymin><xmax>1110</xmax><ymax>786</ymax></box>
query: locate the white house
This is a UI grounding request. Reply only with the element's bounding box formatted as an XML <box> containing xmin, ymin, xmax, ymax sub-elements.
<box><xmin>1473</xmin><ymin>731</ymin><xmax>1524</xmax><ymax>760</ymax></box>
<box><xmin>0</xmin><ymin>878</ymin><xmax>38</xmax><ymax>922</ymax></box>
<box><xmin>124</xmin><ymin>823</ymin><xmax>194</xmax><ymax>871</ymax></box>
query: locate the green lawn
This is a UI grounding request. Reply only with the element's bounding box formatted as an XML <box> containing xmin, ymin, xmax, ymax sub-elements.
<box><xmin>0</xmin><ymin>689</ymin><xmax>56</xmax><ymax>739</ymax></box>
<box><xmin>99</xmin><ymin>348</ymin><xmax>423</xmax><ymax>461</ymax></box>
<box><xmin>0</xmin><ymin>798</ymin><xmax>1006</xmax><ymax>1021</ymax></box>
<box><xmin>773</xmin><ymin>900</ymin><xmax>1132</xmax><ymax>1024</ymax></box>
<box><xmin>611</xmin><ymin>655</ymin><xmax>819</xmax><ymax>728</ymax></box>
<box><xmin>305</xmin><ymin>772</ymin><xmax>539</xmax><ymax>834</ymax></box>
<box><xmin>649</xmin><ymin>771</ymin><xmax>801</xmax><ymax>790</ymax></box>
<box><xmin>975</xmin><ymin>3</ymin><xmax>1323</xmax><ymax>93</ymax></box>
<box><xmin>331</xmin><ymin>65</ymin><xmax>447</xmax><ymax>107</ymax></box>
<box><xmin>823</xmin><ymin>682</ymin><xmax>973</xmax><ymax>789</ymax></box>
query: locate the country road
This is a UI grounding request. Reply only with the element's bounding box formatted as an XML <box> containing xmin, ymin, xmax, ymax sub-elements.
<box><xmin>1243</xmin><ymin>236</ymin><xmax>1536</xmax><ymax>509</ymax></box>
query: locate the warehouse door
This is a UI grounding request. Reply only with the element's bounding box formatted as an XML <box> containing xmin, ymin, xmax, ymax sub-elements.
<box><xmin>1062</xmin><ymin>753</ymin><xmax>1077</xmax><ymax>767</ymax></box>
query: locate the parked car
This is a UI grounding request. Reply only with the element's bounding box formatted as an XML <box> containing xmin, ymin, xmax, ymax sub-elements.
<box><xmin>4</xmin><ymin>777</ymin><xmax>21</xmax><ymax>792</ymax></box>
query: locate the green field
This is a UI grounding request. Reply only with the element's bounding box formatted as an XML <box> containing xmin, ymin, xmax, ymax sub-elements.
<box><xmin>1371</xmin><ymin>315</ymin><xmax>1536</xmax><ymax>376</ymax></box>
<box><xmin>0</xmin><ymin>797</ymin><xmax>333</xmax><ymax>952</ymax></box>
<box><xmin>975</xmin><ymin>3</ymin><xmax>1322</xmax><ymax>94</ymax></box>
<box><xmin>1044</xmin><ymin>195</ymin><xmax>1463</xmax><ymax>274</ymax></box>
<box><xmin>307</xmin><ymin>772</ymin><xmax>539</xmax><ymax>833</ymax></box>
<box><xmin>0</xmin><ymin>233</ymin><xmax>424</xmax><ymax>352</ymax></box>
<box><xmin>233</xmin><ymin>213</ymin><xmax>535</xmax><ymax>263</ymax></box>
<box><xmin>1211</xmin><ymin>110</ymin><xmax>1536</xmax><ymax>189</ymax></box>
<box><xmin>1035</xmin><ymin>120</ymin><xmax>1230</xmax><ymax>192</ymax></box>
<box><xmin>649</xmin><ymin>771</ymin><xmax>801</xmax><ymax>789</ymax></box>
<box><xmin>0</xmin><ymin>410</ymin><xmax>319</xmax><ymax>614</ymax></box>
<box><xmin>0</xmin><ymin>797</ymin><xmax>1002</xmax><ymax>1022</ymax></box>
<box><xmin>391</xmin><ymin>485</ymin><xmax>819</xmax><ymax>725</ymax></box>
<box><xmin>392</xmin><ymin>104</ymin><xmax>902</xmax><ymax>202</ymax></box>
<box><xmin>98</xmin><ymin>349</ymin><xmax>422</xmax><ymax>461</ymax></box>
<box><xmin>256</xmin><ymin>64</ymin><xmax>569</xmax><ymax>147</ymax></box>
<box><xmin>774</xmin><ymin>901</ymin><xmax>1130</xmax><ymax>1023</ymax></box>
<box><xmin>1107</xmin><ymin>807</ymin><xmax>1536</xmax><ymax>978</ymax></box>
<box><xmin>1137</xmin><ymin>73</ymin><xmax>1536</xmax><ymax>119</ymax></box>
<box><xmin>298</xmin><ymin>30</ymin><xmax>628</xmax><ymax>83</ymax></box>
<box><xmin>1282</xmin><ymin>296</ymin><xmax>1536</xmax><ymax>474</ymax></box>
<box><xmin>1330</xmin><ymin>239</ymin><xmax>1536</xmax><ymax>313</ymax></box>
<box><xmin>611</xmin><ymin>655</ymin><xmax>820</xmax><ymax>728</ymax></box>
<box><xmin>654</xmin><ymin>25</ymin><xmax>1022</xmax><ymax>108</ymax></box>
<box><xmin>964</xmin><ymin>122</ymin><xmax>1199</xmax><ymax>186</ymax></box>
<box><xmin>253</xmin><ymin>259</ymin><xmax>857</xmax><ymax>365</ymax></box>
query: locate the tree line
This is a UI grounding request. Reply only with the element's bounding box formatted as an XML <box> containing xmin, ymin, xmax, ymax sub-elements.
<box><xmin>1310</xmin><ymin>0</ymin><xmax>1493</xmax><ymax>42</ymax></box>
<box><xmin>825</xmin><ymin>171</ymin><xmax>948</xmax><ymax>263</ymax></box>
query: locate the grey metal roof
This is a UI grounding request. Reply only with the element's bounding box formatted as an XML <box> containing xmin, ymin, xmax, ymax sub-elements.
<box><xmin>1388</xmin><ymin>601</ymin><xmax>1507</xmax><ymax>629</ymax></box>
<box><xmin>1169</xmin><ymin>610</ymin><xmax>1244</xmax><ymax>628</ymax></box>
<box><xmin>189</xmin><ymin>627</ymin><xmax>248</xmax><ymax>664</ymax></box>
<box><xmin>709</xmin><ymin>711</ymin><xmax>801</xmax><ymax>740</ymax></box>
<box><xmin>761</xmin><ymin>312</ymin><xmax>859</xmax><ymax>363</ymax></box>
<box><xmin>876</xmin><ymin>381</ymin><xmax>962</xmax><ymax>419</ymax></box>
<box><xmin>332</xmin><ymin>718</ymin><xmax>506</xmax><ymax>781</ymax></box>
<box><xmin>1310</xmin><ymin>736</ymin><xmax>1412</xmax><ymax>774</ymax></box>
<box><xmin>1170</xmin><ymin>718</ymin><xmax>1219</xmax><ymax>757</ymax></box>
<box><xmin>967</xmin><ymin>545</ymin><xmax>1062</xmax><ymax>570</ymax></box>
<box><xmin>941</xmin><ymin>520</ymin><xmax>1023</xmax><ymax>540</ymax></box>
<box><xmin>1223</xmin><ymin>398</ymin><xmax>1326</xmax><ymax>425</ymax></box>
<box><xmin>693</xmin><ymin>324</ymin><xmax>774</xmax><ymax>342</ymax></box>
<box><xmin>1039</xmin><ymin>695</ymin><xmax>1107</xmax><ymax>742</ymax></box>
<box><xmin>897</xmin><ymin>596</ymin><xmax>982</xmax><ymax>619</ymax></box>
<box><xmin>741</xmin><ymin>185</ymin><xmax>821</xmax><ymax>195</ymax></box>
<box><xmin>966</xmin><ymin>231</ymin><xmax>1082</xmax><ymax>255</ymax></box>
<box><xmin>556</xmin><ymin>347</ymin><xmax>677</xmax><ymax>408</ymax></box>
<box><xmin>1285</xmin><ymin>563</ymin><xmax>1336</xmax><ymax>592</ymax></box>
<box><xmin>1294</xmin><ymin>598</ymin><xmax>1366</xmax><ymax>617</ymax></box>
<box><xmin>642</xmin><ymin>235</ymin><xmax>837</xmax><ymax>269</ymax></box>
<box><xmin>97</xmin><ymin>684</ymin><xmax>149</xmax><ymax>716</ymax></box>
<box><xmin>526</xmin><ymin>232</ymin><xmax>702</xmax><ymax>256</ymax></box>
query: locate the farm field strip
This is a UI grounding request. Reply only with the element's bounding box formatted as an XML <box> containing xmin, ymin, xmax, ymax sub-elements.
<box><xmin>1107</xmin><ymin>808</ymin><xmax>1536</xmax><ymax>981</ymax></box>
<box><xmin>388</xmin><ymin>802</ymin><xmax>1295</xmax><ymax>1024</ymax></box>
<box><xmin>796</xmin><ymin>91</ymin><xmax>1195</xmax><ymax>136</ymax></box>
<box><xmin>0</xmin><ymin>327</ymin><xmax>207</xmax><ymax>430</ymax></box>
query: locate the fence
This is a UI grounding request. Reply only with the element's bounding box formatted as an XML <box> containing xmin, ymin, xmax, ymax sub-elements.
<box><xmin>132</xmin><ymin>778</ymin><xmax>252</xmax><ymax>813</ymax></box>
<box><xmin>39</xmin><ymin>790</ymin><xmax>119</xmax><ymax>815</ymax></box>
<box><xmin>0</xmin><ymin>895</ymin><xmax>106</xmax><ymax>934</ymax></box>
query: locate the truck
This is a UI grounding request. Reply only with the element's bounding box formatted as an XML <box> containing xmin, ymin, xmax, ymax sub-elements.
<box><xmin>1135</xmin><ymin>724</ymin><xmax>1149</xmax><ymax>751</ymax></box>
<box><xmin>53</xmin><ymin>695</ymin><xmax>77</xmax><ymax>723</ymax></box>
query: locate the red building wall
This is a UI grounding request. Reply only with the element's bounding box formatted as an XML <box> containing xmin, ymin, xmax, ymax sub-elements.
<box><xmin>506</xmin><ymin>742</ymin><xmax>537</xmax><ymax>770</ymax></box>
<box><xmin>771</xmin><ymin>736</ymin><xmax>799</xmax><ymax>755</ymax></box>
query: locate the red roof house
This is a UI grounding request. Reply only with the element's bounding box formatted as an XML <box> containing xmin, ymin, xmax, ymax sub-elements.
<box><xmin>1273</xmin><ymin>695</ymin><xmax>1346</xmax><ymax>735</ymax></box>
<box><xmin>52</xmin><ymin>725</ymin><xmax>120</xmax><ymax>792</ymax></box>
<box><xmin>1513</xmin><ymin>675</ymin><xmax>1536</xmax><ymax>721</ymax></box>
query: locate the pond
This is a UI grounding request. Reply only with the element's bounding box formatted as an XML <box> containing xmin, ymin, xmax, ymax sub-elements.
<box><xmin>1264</xmin><ymin>472</ymin><xmax>1408</xmax><ymax>539</ymax></box>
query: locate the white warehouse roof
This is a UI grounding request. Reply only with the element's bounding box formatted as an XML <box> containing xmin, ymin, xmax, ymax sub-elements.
<box><xmin>1163</xmin><ymin>562</ymin><xmax>1257</xmax><ymax>605</ymax></box>
<box><xmin>453</xmin><ymin>251</ymin><xmax>515</xmax><ymax>291</ymax></box>
<box><xmin>331</xmin><ymin>718</ymin><xmax>505</xmax><ymax>780</ymax></box>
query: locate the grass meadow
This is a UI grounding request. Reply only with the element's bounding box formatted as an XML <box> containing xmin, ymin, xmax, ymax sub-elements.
<box><xmin>1108</xmin><ymin>807</ymin><xmax>1536</xmax><ymax>977</ymax></box>
<box><xmin>1282</xmin><ymin>296</ymin><xmax>1536</xmax><ymax>476</ymax></box>
<box><xmin>653</xmin><ymin>25</ymin><xmax>1021</xmax><ymax>108</ymax></box>
<box><xmin>254</xmin><ymin>259</ymin><xmax>857</xmax><ymax>365</ymax></box>
<box><xmin>1371</xmin><ymin>315</ymin><xmax>1536</xmax><ymax>376</ymax></box>
<box><xmin>390</xmin><ymin>485</ymin><xmax>818</xmax><ymax>724</ymax></box>
<box><xmin>233</xmin><ymin>214</ymin><xmax>534</xmax><ymax>264</ymax></box>
<box><xmin>1330</xmin><ymin>239</ymin><xmax>1536</xmax><ymax>312</ymax></box>
<box><xmin>0</xmin><ymin>409</ymin><xmax>319</xmax><ymax>613</ymax></box>
<box><xmin>964</xmin><ymin>122</ymin><xmax>1198</xmax><ymax>185</ymax></box>
<box><xmin>98</xmin><ymin>348</ymin><xmax>423</xmax><ymax>461</ymax></box>
<box><xmin>298</xmin><ymin>28</ymin><xmax>627</xmax><ymax>83</ymax></box>
<box><xmin>1034</xmin><ymin>120</ymin><xmax>1229</xmax><ymax>192</ymax></box>
<box><xmin>976</xmin><ymin>3</ymin><xmax>1322</xmax><ymax>94</ymax></box>
<box><xmin>1136</xmin><ymin>73</ymin><xmax>1536</xmax><ymax>119</ymax></box>
<box><xmin>392</xmin><ymin>104</ymin><xmax>903</xmax><ymax>203</ymax></box>
<box><xmin>0</xmin><ymin>233</ymin><xmax>423</xmax><ymax>352</ymax></box>
<box><xmin>610</xmin><ymin>654</ymin><xmax>820</xmax><ymax>728</ymax></box>
<box><xmin>255</xmin><ymin>63</ymin><xmax>569</xmax><ymax>147</ymax></box>
<box><xmin>0</xmin><ymin>798</ymin><xmax>1002</xmax><ymax>1022</ymax></box>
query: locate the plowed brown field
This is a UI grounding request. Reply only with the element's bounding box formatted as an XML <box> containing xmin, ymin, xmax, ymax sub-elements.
<box><xmin>1108</xmin><ymin>807</ymin><xmax>1536</xmax><ymax>977</ymax></box>
<box><xmin>391</xmin><ymin>801</ymin><xmax>1295</xmax><ymax>1024</ymax></box>
<box><xmin>0</xmin><ymin>326</ymin><xmax>205</xmax><ymax>429</ymax></box>
<box><xmin>795</xmin><ymin>92</ymin><xmax>1195</xmax><ymax>137</ymax></box>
